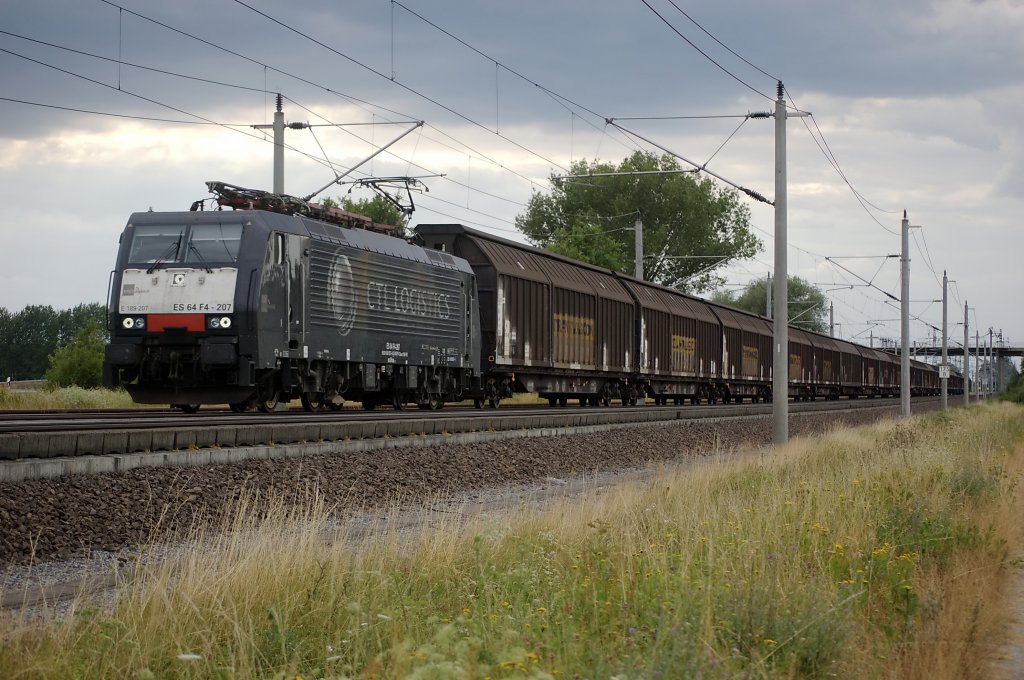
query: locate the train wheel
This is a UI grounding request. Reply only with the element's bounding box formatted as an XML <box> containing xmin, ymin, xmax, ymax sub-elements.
<box><xmin>559</xmin><ymin>397</ymin><xmax>568</xmax><ymax>407</ymax></box>
<box><xmin>257</xmin><ymin>393</ymin><xmax>279</xmax><ymax>413</ymax></box>
<box><xmin>392</xmin><ymin>394</ymin><xmax>405</xmax><ymax>410</ymax></box>
<box><xmin>474</xmin><ymin>397</ymin><xmax>485</xmax><ymax>409</ymax></box>
<box><xmin>548</xmin><ymin>397</ymin><xmax>557</xmax><ymax>407</ymax></box>
<box><xmin>428</xmin><ymin>395</ymin><xmax>444</xmax><ymax>410</ymax></box>
<box><xmin>601</xmin><ymin>396</ymin><xmax>611</xmax><ymax>407</ymax></box>
<box><xmin>229</xmin><ymin>401</ymin><xmax>251</xmax><ymax>413</ymax></box>
<box><xmin>174</xmin><ymin>404</ymin><xmax>200</xmax><ymax>414</ymax></box>
<box><xmin>362</xmin><ymin>397</ymin><xmax>378</xmax><ymax>411</ymax></box>
<box><xmin>301</xmin><ymin>392</ymin><xmax>326</xmax><ymax>412</ymax></box>
<box><xmin>488</xmin><ymin>397</ymin><xmax>500</xmax><ymax>409</ymax></box>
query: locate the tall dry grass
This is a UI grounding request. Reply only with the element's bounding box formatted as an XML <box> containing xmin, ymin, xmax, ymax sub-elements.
<box><xmin>0</xmin><ymin>385</ymin><xmax>137</xmax><ymax>410</ymax></box>
<box><xmin>1</xmin><ymin>402</ymin><xmax>1022</xmax><ymax>678</ymax></box>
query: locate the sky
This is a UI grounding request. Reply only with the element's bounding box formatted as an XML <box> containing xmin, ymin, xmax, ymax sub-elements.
<box><xmin>1</xmin><ymin>0</ymin><xmax>1022</xmax><ymax>362</ymax></box>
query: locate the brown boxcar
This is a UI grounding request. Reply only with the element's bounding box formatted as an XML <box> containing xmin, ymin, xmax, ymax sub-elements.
<box><xmin>805</xmin><ymin>332</ymin><xmax>844</xmax><ymax>399</ymax></box>
<box><xmin>620</xmin><ymin>280</ymin><xmax>724</xmax><ymax>403</ymax></box>
<box><xmin>788</xmin><ymin>328</ymin><xmax>816</xmax><ymax>399</ymax></box>
<box><xmin>835</xmin><ymin>338</ymin><xmax>866</xmax><ymax>397</ymax></box>
<box><xmin>415</xmin><ymin>224</ymin><xmax>636</xmax><ymax>403</ymax></box>
<box><xmin>710</xmin><ymin>305</ymin><xmax>772</xmax><ymax>402</ymax></box>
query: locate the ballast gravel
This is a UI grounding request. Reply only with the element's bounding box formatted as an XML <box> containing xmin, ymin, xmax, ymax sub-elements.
<box><xmin>0</xmin><ymin>405</ymin><xmax>930</xmax><ymax>598</ymax></box>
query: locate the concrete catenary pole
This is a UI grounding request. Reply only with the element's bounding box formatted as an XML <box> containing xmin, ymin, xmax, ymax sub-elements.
<box><xmin>975</xmin><ymin>330</ymin><xmax>980</xmax><ymax>398</ymax></box>
<box><xmin>251</xmin><ymin>94</ymin><xmax>309</xmax><ymax>195</ymax></box>
<box><xmin>772</xmin><ymin>82</ymin><xmax>789</xmax><ymax>445</ymax></box>
<box><xmin>272</xmin><ymin>97</ymin><xmax>284</xmax><ymax>194</ymax></box>
<box><xmin>766</xmin><ymin>273</ymin><xmax>772</xmax><ymax>318</ymax></box>
<box><xmin>997</xmin><ymin>330</ymin><xmax>1003</xmax><ymax>392</ymax></box>
<box><xmin>634</xmin><ymin>217</ymin><xmax>644</xmax><ymax>280</ymax></box>
<box><xmin>963</xmin><ymin>301</ymin><xmax>969</xmax><ymax>406</ymax></box>
<box><xmin>983</xmin><ymin>329</ymin><xmax>991</xmax><ymax>399</ymax></box>
<box><xmin>829</xmin><ymin>302</ymin><xmax>834</xmax><ymax>337</ymax></box>
<box><xmin>941</xmin><ymin>270</ymin><xmax>948</xmax><ymax>411</ymax></box>
<box><xmin>900</xmin><ymin>211</ymin><xmax>911</xmax><ymax>417</ymax></box>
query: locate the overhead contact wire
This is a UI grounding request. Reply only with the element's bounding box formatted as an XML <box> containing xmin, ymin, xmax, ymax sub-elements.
<box><xmin>231</xmin><ymin>0</ymin><xmax>569</xmax><ymax>173</ymax></box>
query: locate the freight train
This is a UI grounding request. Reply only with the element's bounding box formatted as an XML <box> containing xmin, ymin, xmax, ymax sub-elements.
<box><xmin>104</xmin><ymin>182</ymin><xmax>961</xmax><ymax>412</ymax></box>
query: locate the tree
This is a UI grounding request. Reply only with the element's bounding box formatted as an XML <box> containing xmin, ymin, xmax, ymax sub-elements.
<box><xmin>45</xmin><ymin>321</ymin><xmax>105</xmax><ymax>388</ymax></box>
<box><xmin>0</xmin><ymin>303</ymin><xmax>106</xmax><ymax>380</ymax></box>
<box><xmin>711</xmin><ymin>276</ymin><xmax>829</xmax><ymax>334</ymax></box>
<box><xmin>999</xmin><ymin>360</ymin><xmax>1023</xmax><ymax>404</ymax></box>
<box><xmin>321</xmin><ymin>195</ymin><xmax>409</xmax><ymax>237</ymax></box>
<box><xmin>516</xmin><ymin>151</ymin><xmax>762</xmax><ymax>293</ymax></box>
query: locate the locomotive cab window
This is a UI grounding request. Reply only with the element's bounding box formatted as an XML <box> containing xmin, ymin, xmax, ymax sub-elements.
<box><xmin>127</xmin><ymin>225</ymin><xmax>184</xmax><ymax>263</ymax></box>
<box><xmin>185</xmin><ymin>223</ymin><xmax>243</xmax><ymax>264</ymax></box>
<box><xmin>273</xmin><ymin>233</ymin><xmax>285</xmax><ymax>265</ymax></box>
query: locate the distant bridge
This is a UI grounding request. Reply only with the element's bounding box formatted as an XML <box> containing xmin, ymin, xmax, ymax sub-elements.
<box><xmin>890</xmin><ymin>346</ymin><xmax>1024</xmax><ymax>358</ymax></box>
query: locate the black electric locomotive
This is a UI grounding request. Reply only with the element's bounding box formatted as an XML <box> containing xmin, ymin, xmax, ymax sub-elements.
<box><xmin>104</xmin><ymin>183</ymin><xmax>482</xmax><ymax>412</ymax></box>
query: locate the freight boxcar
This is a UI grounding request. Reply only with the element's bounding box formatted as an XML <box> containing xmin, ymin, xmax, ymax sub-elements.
<box><xmin>417</xmin><ymin>223</ymin><xmax>639</xmax><ymax>406</ymax></box>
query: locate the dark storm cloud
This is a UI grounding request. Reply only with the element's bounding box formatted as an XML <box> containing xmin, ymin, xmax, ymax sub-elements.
<box><xmin>4</xmin><ymin>0</ymin><xmax>1021</xmax><ymax>141</ymax></box>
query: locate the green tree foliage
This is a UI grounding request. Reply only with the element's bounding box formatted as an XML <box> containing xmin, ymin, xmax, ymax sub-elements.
<box><xmin>321</xmin><ymin>195</ymin><xmax>409</xmax><ymax>236</ymax></box>
<box><xmin>45</xmin><ymin>321</ymin><xmax>105</xmax><ymax>388</ymax></box>
<box><xmin>0</xmin><ymin>303</ymin><xmax>106</xmax><ymax>380</ymax></box>
<box><xmin>516</xmin><ymin>151</ymin><xmax>762</xmax><ymax>292</ymax></box>
<box><xmin>998</xmin><ymin>360</ymin><xmax>1023</xmax><ymax>403</ymax></box>
<box><xmin>711</xmin><ymin>276</ymin><xmax>829</xmax><ymax>333</ymax></box>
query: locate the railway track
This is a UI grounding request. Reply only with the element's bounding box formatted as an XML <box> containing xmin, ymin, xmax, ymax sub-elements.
<box><xmin>0</xmin><ymin>397</ymin><xmax>943</xmax><ymax>480</ymax></box>
<box><xmin>0</xmin><ymin>396</ymin><xmax>928</xmax><ymax>430</ymax></box>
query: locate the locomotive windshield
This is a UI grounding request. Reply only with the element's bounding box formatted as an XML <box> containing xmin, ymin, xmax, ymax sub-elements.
<box><xmin>128</xmin><ymin>225</ymin><xmax>183</xmax><ymax>263</ymax></box>
<box><xmin>127</xmin><ymin>223</ymin><xmax>243</xmax><ymax>265</ymax></box>
<box><xmin>184</xmin><ymin>223</ymin><xmax>243</xmax><ymax>263</ymax></box>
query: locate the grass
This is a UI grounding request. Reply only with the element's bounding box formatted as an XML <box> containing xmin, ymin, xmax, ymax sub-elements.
<box><xmin>1</xmin><ymin>403</ymin><xmax>1023</xmax><ymax>678</ymax></box>
<box><xmin>0</xmin><ymin>385</ymin><xmax>138</xmax><ymax>410</ymax></box>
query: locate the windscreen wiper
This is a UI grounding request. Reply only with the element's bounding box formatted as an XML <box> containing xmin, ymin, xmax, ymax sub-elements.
<box><xmin>146</xmin><ymin>232</ymin><xmax>183</xmax><ymax>274</ymax></box>
<box><xmin>188</xmin><ymin>243</ymin><xmax>214</xmax><ymax>273</ymax></box>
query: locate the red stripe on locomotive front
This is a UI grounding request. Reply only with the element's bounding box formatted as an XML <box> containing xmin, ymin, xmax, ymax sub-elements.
<box><xmin>148</xmin><ymin>314</ymin><xmax>205</xmax><ymax>332</ymax></box>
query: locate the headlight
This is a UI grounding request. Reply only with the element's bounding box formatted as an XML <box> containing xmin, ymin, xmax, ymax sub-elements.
<box><xmin>134</xmin><ymin>317</ymin><xmax>145</xmax><ymax>329</ymax></box>
<box><xmin>209</xmin><ymin>317</ymin><xmax>220</xmax><ymax>329</ymax></box>
<box><xmin>219</xmin><ymin>316</ymin><xmax>232</xmax><ymax>329</ymax></box>
<box><xmin>208</xmin><ymin>316</ymin><xmax>232</xmax><ymax>330</ymax></box>
<box><xmin>122</xmin><ymin>317</ymin><xmax>135</xmax><ymax>329</ymax></box>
